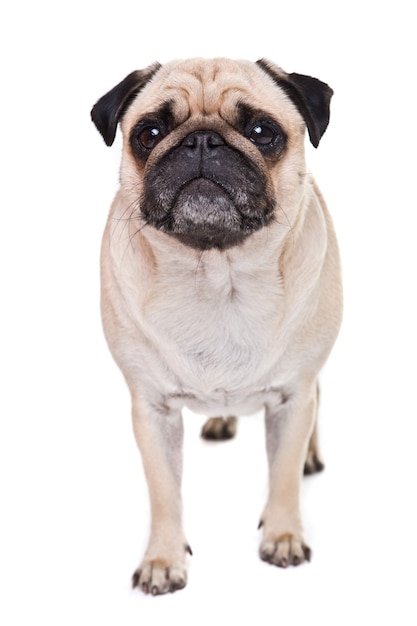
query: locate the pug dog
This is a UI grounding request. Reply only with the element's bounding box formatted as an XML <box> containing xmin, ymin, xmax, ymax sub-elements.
<box><xmin>91</xmin><ymin>58</ymin><xmax>343</xmax><ymax>595</ymax></box>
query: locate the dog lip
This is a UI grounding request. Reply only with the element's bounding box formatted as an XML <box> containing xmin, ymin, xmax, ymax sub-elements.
<box><xmin>178</xmin><ymin>177</ymin><xmax>230</xmax><ymax>197</ymax></box>
<box><xmin>141</xmin><ymin>169</ymin><xmax>276</xmax><ymax>250</ymax></box>
<box><xmin>172</xmin><ymin>177</ymin><xmax>241</xmax><ymax>225</ymax></box>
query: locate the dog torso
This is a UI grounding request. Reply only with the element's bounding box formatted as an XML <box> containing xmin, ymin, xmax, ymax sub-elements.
<box><xmin>101</xmin><ymin>175</ymin><xmax>338</xmax><ymax>418</ymax></box>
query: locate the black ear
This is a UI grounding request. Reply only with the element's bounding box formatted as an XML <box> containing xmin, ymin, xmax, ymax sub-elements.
<box><xmin>256</xmin><ymin>59</ymin><xmax>333</xmax><ymax>148</ymax></box>
<box><xmin>91</xmin><ymin>63</ymin><xmax>161</xmax><ymax>146</ymax></box>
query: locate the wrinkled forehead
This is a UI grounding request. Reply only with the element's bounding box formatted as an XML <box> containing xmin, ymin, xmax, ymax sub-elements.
<box><xmin>122</xmin><ymin>58</ymin><xmax>298</xmax><ymax>129</ymax></box>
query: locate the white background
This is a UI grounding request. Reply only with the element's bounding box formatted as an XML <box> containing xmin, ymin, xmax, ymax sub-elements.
<box><xmin>1</xmin><ymin>1</ymin><xmax>416</xmax><ymax>624</ymax></box>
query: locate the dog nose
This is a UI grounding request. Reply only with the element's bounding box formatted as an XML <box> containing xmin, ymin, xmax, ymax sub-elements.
<box><xmin>182</xmin><ymin>130</ymin><xmax>225</xmax><ymax>152</ymax></box>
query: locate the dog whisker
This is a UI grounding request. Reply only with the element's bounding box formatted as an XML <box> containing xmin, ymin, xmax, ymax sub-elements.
<box><xmin>128</xmin><ymin>217</ymin><xmax>150</xmax><ymax>247</ymax></box>
<box><xmin>107</xmin><ymin>198</ymin><xmax>142</xmax><ymax>246</ymax></box>
<box><xmin>193</xmin><ymin>249</ymin><xmax>207</xmax><ymax>294</ymax></box>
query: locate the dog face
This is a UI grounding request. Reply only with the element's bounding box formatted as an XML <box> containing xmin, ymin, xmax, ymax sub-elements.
<box><xmin>91</xmin><ymin>58</ymin><xmax>333</xmax><ymax>250</ymax></box>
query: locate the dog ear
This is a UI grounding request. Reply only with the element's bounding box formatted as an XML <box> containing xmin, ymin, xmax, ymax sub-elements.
<box><xmin>91</xmin><ymin>63</ymin><xmax>161</xmax><ymax>146</ymax></box>
<box><xmin>256</xmin><ymin>59</ymin><xmax>333</xmax><ymax>148</ymax></box>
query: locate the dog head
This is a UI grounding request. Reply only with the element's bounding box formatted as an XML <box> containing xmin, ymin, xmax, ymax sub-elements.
<box><xmin>91</xmin><ymin>58</ymin><xmax>333</xmax><ymax>250</ymax></box>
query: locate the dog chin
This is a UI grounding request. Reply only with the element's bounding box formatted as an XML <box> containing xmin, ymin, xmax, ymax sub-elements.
<box><xmin>143</xmin><ymin>178</ymin><xmax>274</xmax><ymax>251</ymax></box>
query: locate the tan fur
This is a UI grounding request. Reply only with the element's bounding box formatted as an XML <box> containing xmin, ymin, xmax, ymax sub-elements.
<box><xmin>96</xmin><ymin>58</ymin><xmax>343</xmax><ymax>595</ymax></box>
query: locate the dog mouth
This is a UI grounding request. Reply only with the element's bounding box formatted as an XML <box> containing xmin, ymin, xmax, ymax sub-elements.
<box><xmin>168</xmin><ymin>178</ymin><xmax>244</xmax><ymax>248</ymax></box>
<box><xmin>140</xmin><ymin>132</ymin><xmax>275</xmax><ymax>250</ymax></box>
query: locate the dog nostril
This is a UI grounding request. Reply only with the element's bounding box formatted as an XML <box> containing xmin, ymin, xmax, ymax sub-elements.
<box><xmin>182</xmin><ymin>131</ymin><xmax>224</xmax><ymax>150</ymax></box>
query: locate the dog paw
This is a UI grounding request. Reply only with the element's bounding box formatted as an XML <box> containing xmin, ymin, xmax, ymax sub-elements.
<box><xmin>303</xmin><ymin>450</ymin><xmax>325</xmax><ymax>475</ymax></box>
<box><xmin>259</xmin><ymin>532</ymin><xmax>311</xmax><ymax>568</ymax></box>
<box><xmin>132</xmin><ymin>557</ymin><xmax>189</xmax><ymax>596</ymax></box>
<box><xmin>201</xmin><ymin>416</ymin><xmax>237</xmax><ymax>440</ymax></box>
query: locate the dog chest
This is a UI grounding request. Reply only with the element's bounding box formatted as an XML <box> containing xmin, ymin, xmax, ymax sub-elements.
<box><xmin>139</xmin><ymin>257</ymin><xmax>287</xmax><ymax>397</ymax></box>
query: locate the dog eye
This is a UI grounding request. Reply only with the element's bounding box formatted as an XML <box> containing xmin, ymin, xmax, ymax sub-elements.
<box><xmin>248</xmin><ymin>124</ymin><xmax>276</xmax><ymax>146</ymax></box>
<box><xmin>137</xmin><ymin>126</ymin><xmax>164</xmax><ymax>150</ymax></box>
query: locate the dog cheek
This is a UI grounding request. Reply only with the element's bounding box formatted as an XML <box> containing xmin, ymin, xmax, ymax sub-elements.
<box><xmin>141</xmin><ymin>167</ymin><xmax>178</xmax><ymax>218</ymax></box>
<box><xmin>119</xmin><ymin>151</ymin><xmax>146</xmax><ymax>200</ymax></box>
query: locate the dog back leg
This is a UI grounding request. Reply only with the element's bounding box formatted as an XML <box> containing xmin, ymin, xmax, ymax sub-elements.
<box><xmin>303</xmin><ymin>382</ymin><xmax>324</xmax><ymax>474</ymax></box>
<box><xmin>201</xmin><ymin>416</ymin><xmax>237</xmax><ymax>440</ymax></box>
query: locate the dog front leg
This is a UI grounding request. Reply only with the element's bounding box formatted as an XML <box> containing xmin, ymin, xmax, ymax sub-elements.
<box><xmin>259</xmin><ymin>382</ymin><xmax>317</xmax><ymax>567</ymax></box>
<box><xmin>130</xmin><ymin>395</ymin><xmax>190</xmax><ymax>595</ymax></box>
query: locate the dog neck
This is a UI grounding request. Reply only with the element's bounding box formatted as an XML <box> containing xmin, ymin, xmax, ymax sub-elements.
<box><xmin>138</xmin><ymin>220</ymin><xmax>288</xmax><ymax>276</ymax></box>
